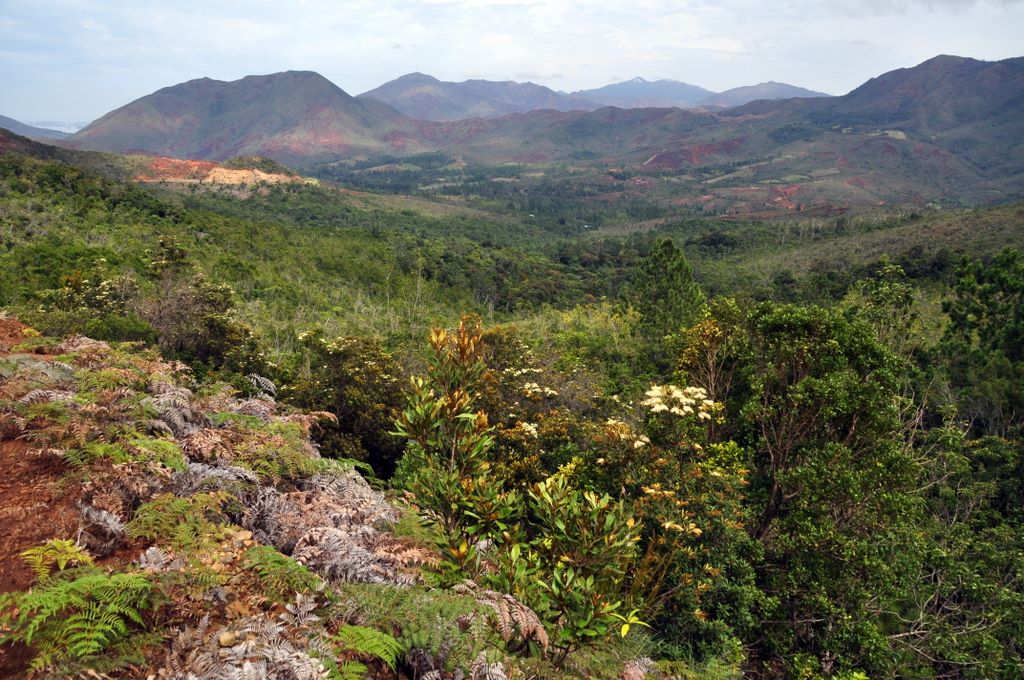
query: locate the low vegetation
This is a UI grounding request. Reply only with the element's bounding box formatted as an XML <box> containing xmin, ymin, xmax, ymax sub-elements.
<box><xmin>0</xmin><ymin>141</ymin><xmax>1021</xmax><ymax>678</ymax></box>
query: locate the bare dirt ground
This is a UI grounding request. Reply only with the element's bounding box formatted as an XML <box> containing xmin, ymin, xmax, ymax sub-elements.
<box><xmin>0</xmin><ymin>317</ymin><xmax>83</xmax><ymax>678</ymax></box>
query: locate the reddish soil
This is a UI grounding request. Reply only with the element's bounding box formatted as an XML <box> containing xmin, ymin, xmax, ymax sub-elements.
<box><xmin>641</xmin><ymin>136</ymin><xmax>747</xmax><ymax>170</ymax></box>
<box><xmin>0</xmin><ymin>442</ymin><xmax>81</xmax><ymax>594</ymax></box>
<box><xmin>135</xmin><ymin>157</ymin><xmax>218</xmax><ymax>181</ymax></box>
<box><xmin>770</xmin><ymin>184</ymin><xmax>802</xmax><ymax>210</ymax></box>
<box><xmin>0</xmin><ymin>317</ymin><xmax>28</xmax><ymax>352</ymax></box>
<box><xmin>0</xmin><ymin>318</ymin><xmax>84</xmax><ymax>678</ymax></box>
<box><xmin>133</xmin><ymin>156</ymin><xmax>304</xmax><ymax>186</ymax></box>
<box><xmin>0</xmin><ymin>440</ymin><xmax>82</xmax><ymax>679</ymax></box>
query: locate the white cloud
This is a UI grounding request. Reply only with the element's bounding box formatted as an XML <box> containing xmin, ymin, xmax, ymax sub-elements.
<box><xmin>0</xmin><ymin>0</ymin><xmax>1021</xmax><ymax>120</ymax></box>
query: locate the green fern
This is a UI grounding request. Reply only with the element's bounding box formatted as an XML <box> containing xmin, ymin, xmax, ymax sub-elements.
<box><xmin>127</xmin><ymin>491</ymin><xmax>230</xmax><ymax>553</ymax></box>
<box><xmin>318</xmin><ymin>655</ymin><xmax>369</xmax><ymax>680</ymax></box>
<box><xmin>234</xmin><ymin>421</ymin><xmax>321</xmax><ymax>482</ymax></box>
<box><xmin>63</xmin><ymin>441</ymin><xmax>132</xmax><ymax>469</ymax></box>
<box><xmin>334</xmin><ymin>624</ymin><xmax>404</xmax><ymax>671</ymax></box>
<box><xmin>128</xmin><ymin>435</ymin><xmax>187</xmax><ymax>471</ymax></box>
<box><xmin>0</xmin><ymin>568</ymin><xmax>158</xmax><ymax>672</ymax></box>
<box><xmin>20</xmin><ymin>539</ymin><xmax>95</xmax><ymax>580</ymax></box>
<box><xmin>242</xmin><ymin>545</ymin><xmax>325</xmax><ymax>603</ymax></box>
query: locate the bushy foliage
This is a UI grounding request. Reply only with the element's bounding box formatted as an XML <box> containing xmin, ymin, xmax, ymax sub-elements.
<box><xmin>395</xmin><ymin>318</ymin><xmax>644</xmax><ymax>665</ymax></box>
<box><xmin>631</xmin><ymin>238</ymin><xmax>705</xmax><ymax>342</ymax></box>
<box><xmin>139</xmin><ymin>237</ymin><xmax>266</xmax><ymax>376</ymax></box>
<box><xmin>504</xmin><ymin>475</ymin><xmax>641</xmax><ymax>665</ymax></box>
<box><xmin>942</xmin><ymin>248</ymin><xmax>1024</xmax><ymax>436</ymax></box>
<box><xmin>393</xmin><ymin>316</ymin><xmax>521</xmax><ymax>578</ymax></box>
<box><xmin>685</xmin><ymin>301</ymin><xmax>922</xmax><ymax>675</ymax></box>
<box><xmin>286</xmin><ymin>331</ymin><xmax>405</xmax><ymax>477</ymax></box>
<box><xmin>899</xmin><ymin>431</ymin><xmax>1024</xmax><ymax>678</ymax></box>
<box><xmin>21</xmin><ymin>262</ymin><xmax>156</xmax><ymax>343</ymax></box>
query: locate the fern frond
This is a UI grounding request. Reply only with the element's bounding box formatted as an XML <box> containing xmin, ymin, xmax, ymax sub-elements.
<box><xmin>2</xmin><ymin>569</ymin><xmax>157</xmax><ymax>673</ymax></box>
<box><xmin>19</xmin><ymin>389</ymin><xmax>76</xmax><ymax>404</ymax></box>
<box><xmin>334</xmin><ymin>624</ymin><xmax>403</xmax><ymax>671</ymax></box>
<box><xmin>246</xmin><ymin>373</ymin><xmax>277</xmax><ymax>398</ymax></box>
<box><xmin>470</xmin><ymin>650</ymin><xmax>509</xmax><ymax>680</ymax></box>
<box><xmin>78</xmin><ymin>503</ymin><xmax>126</xmax><ymax>556</ymax></box>
<box><xmin>452</xmin><ymin>581</ymin><xmax>548</xmax><ymax>652</ymax></box>
<box><xmin>242</xmin><ymin>545</ymin><xmax>325</xmax><ymax>604</ymax></box>
<box><xmin>20</xmin><ymin>539</ymin><xmax>94</xmax><ymax>581</ymax></box>
<box><xmin>280</xmin><ymin>592</ymin><xmax>321</xmax><ymax>627</ymax></box>
<box><xmin>127</xmin><ymin>491</ymin><xmax>230</xmax><ymax>553</ymax></box>
<box><xmin>331</xmin><ymin>660</ymin><xmax>369</xmax><ymax>680</ymax></box>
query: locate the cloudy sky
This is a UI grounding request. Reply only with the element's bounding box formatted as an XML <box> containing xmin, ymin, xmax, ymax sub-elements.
<box><xmin>1</xmin><ymin>0</ymin><xmax>1022</xmax><ymax>123</ymax></box>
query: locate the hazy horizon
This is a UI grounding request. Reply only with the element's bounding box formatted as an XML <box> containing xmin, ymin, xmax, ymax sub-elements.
<box><xmin>1</xmin><ymin>0</ymin><xmax>1022</xmax><ymax>122</ymax></box>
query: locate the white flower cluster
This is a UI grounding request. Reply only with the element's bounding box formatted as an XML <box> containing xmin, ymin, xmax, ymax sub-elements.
<box><xmin>503</xmin><ymin>367</ymin><xmax>543</xmax><ymax>377</ymax></box>
<box><xmin>641</xmin><ymin>384</ymin><xmax>715</xmax><ymax>420</ymax></box>
<box><xmin>603</xmin><ymin>418</ymin><xmax>649</xmax><ymax>449</ymax></box>
<box><xmin>519</xmin><ymin>422</ymin><xmax>539</xmax><ymax>438</ymax></box>
<box><xmin>523</xmin><ymin>382</ymin><xmax>559</xmax><ymax>398</ymax></box>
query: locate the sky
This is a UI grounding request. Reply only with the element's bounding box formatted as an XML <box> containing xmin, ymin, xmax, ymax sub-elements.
<box><xmin>1</xmin><ymin>0</ymin><xmax>1022</xmax><ymax>124</ymax></box>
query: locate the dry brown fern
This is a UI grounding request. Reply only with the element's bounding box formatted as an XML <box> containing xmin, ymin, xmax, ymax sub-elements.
<box><xmin>0</xmin><ymin>411</ymin><xmax>27</xmax><ymax>437</ymax></box>
<box><xmin>470</xmin><ymin>650</ymin><xmax>509</xmax><ymax>680</ymax></box>
<box><xmin>56</xmin><ymin>335</ymin><xmax>111</xmax><ymax>355</ymax></box>
<box><xmin>281</xmin><ymin>411</ymin><xmax>338</xmax><ymax>438</ymax></box>
<box><xmin>291</xmin><ymin>526</ymin><xmax>419</xmax><ymax>586</ymax></box>
<box><xmin>181</xmin><ymin>428</ymin><xmax>231</xmax><ymax>462</ymax></box>
<box><xmin>452</xmin><ymin>581</ymin><xmax>549</xmax><ymax>653</ymax></box>
<box><xmin>160</xmin><ymin>611</ymin><xmax>331</xmax><ymax>680</ymax></box>
<box><xmin>233</xmin><ymin>398</ymin><xmax>276</xmax><ymax>422</ymax></box>
<box><xmin>18</xmin><ymin>388</ymin><xmax>76</xmax><ymax>404</ymax></box>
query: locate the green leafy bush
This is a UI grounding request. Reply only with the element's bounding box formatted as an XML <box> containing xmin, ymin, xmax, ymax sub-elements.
<box><xmin>395</xmin><ymin>318</ymin><xmax>643</xmax><ymax>665</ymax></box>
<box><xmin>285</xmin><ymin>332</ymin><xmax>405</xmax><ymax>477</ymax></box>
<box><xmin>393</xmin><ymin>317</ymin><xmax>521</xmax><ymax>578</ymax></box>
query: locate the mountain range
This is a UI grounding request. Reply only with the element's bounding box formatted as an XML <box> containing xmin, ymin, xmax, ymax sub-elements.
<box><xmin>357</xmin><ymin>74</ymin><xmax>829</xmax><ymax>121</ymax></box>
<box><xmin>5</xmin><ymin>54</ymin><xmax>1021</xmax><ymax>210</ymax></box>
<box><xmin>570</xmin><ymin>77</ymin><xmax>715</xmax><ymax>108</ymax></box>
<box><xmin>698</xmin><ymin>81</ymin><xmax>829</xmax><ymax>108</ymax></box>
<box><xmin>357</xmin><ymin>72</ymin><xmax>600</xmax><ymax>121</ymax></box>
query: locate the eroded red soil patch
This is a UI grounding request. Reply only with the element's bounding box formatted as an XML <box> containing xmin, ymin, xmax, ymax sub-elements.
<box><xmin>0</xmin><ymin>439</ymin><xmax>82</xmax><ymax>678</ymax></box>
<box><xmin>0</xmin><ymin>441</ymin><xmax>81</xmax><ymax>595</ymax></box>
<box><xmin>133</xmin><ymin>156</ymin><xmax>305</xmax><ymax>186</ymax></box>
<box><xmin>0</xmin><ymin>326</ymin><xmax>85</xmax><ymax>677</ymax></box>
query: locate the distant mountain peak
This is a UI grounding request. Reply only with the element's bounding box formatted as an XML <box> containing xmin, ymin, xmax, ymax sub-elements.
<box><xmin>394</xmin><ymin>72</ymin><xmax>441</xmax><ymax>84</ymax></box>
<box><xmin>573</xmin><ymin>78</ymin><xmax>714</xmax><ymax>108</ymax></box>
<box><xmin>698</xmin><ymin>82</ymin><xmax>831</xmax><ymax>108</ymax></box>
<box><xmin>67</xmin><ymin>71</ymin><xmax>413</xmax><ymax>163</ymax></box>
<box><xmin>921</xmin><ymin>54</ymin><xmax>976</xmax><ymax>65</ymax></box>
<box><xmin>358</xmin><ymin>74</ymin><xmax>600</xmax><ymax>121</ymax></box>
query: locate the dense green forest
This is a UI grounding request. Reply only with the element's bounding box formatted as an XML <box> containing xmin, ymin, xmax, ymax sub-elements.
<box><xmin>0</xmin><ymin>149</ymin><xmax>1022</xmax><ymax>679</ymax></box>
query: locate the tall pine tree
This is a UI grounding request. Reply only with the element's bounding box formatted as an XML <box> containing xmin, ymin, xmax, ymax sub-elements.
<box><xmin>632</xmin><ymin>238</ymin><xmax>705</xmax><ymax>340</ymax></box>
